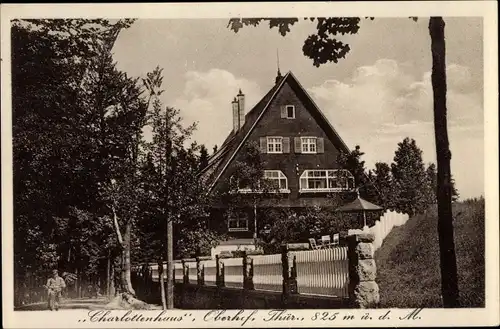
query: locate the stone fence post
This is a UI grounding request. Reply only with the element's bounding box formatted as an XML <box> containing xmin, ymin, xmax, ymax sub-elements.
<box><xmin>347</xmin><ymin>233</ymin><xmax>379</xmax><ymax>308</ymax></box>
<box><xmin>242</xmin><ymin>251</ymin><xmax>254</xmax><ymax>290</ymax></box>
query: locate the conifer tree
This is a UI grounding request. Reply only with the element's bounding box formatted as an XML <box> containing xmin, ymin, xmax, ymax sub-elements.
<box><xmin>391</xmin><ymin>138</ymin><xmax>430</xmax><ymax>216</ymax></box>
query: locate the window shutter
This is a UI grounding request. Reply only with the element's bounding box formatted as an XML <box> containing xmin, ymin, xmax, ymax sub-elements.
<box><xmin>317</xmin><ymin>137</ymin><xmax>324</xmax><ymax>153</ymax></box>
<box><xmin>260</xmin><ymin>137</ymin><xmax>267</xmax><ymax>153</ymax></box>
<box><xmin>294</xmin><ymin>137</ymin><xmax>301</xmax><ymax>153</ymax></box>
<box><xmin>280</xmin><ymin>106</ymin><xmax>287</xmax><ymax>118</ymax></box>
<box><xmin>282</xmin><ymin>137</ymin><xmax>290</xmax><ymax>153</ymax></box>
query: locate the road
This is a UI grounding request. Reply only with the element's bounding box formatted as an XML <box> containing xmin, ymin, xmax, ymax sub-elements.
<box><xmin>15</xmin><ymin>297</ymin><xmax>109</xmax><ymax>311</ymax></box>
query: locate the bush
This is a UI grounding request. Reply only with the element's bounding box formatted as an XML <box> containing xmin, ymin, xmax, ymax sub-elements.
<box><xmin>176</xmin><ymin>228</ymin><xmax>226</xmax><ymax>259</ymax></box>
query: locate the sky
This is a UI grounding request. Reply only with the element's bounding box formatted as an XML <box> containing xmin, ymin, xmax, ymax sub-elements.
<box><xmin>112</xmin><ymin>17</ymin><xmax>484</xmax><ymax>199</ymax></box>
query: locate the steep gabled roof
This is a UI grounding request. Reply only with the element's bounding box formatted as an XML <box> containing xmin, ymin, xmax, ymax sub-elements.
<box><xmin>200</xmin><ymin>71</ymin><xmax>352</xmax><ymax>193</ymax></box>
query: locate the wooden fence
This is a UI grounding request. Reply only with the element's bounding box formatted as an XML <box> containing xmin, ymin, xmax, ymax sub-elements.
<box><xmin>291</xmin><ymin>247</ymin><xmax>349</xmax><ymax>297</ymax></box>
<box><xmin>349</xmin><ymin>210</ymin><xmax>409</xmax><ymax>251</ymax></box>
<box><xmin>141</xmin><ymin>246</ymin><xmax>349</xmax><ymax>299</ymax></box>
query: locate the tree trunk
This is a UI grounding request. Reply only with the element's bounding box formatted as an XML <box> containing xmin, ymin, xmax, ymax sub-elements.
<box><xmin>106</xmin><ymin>253</ymin><xmax>111</xmax><ymax>296</ymax></box>
<box><xmin>110</xmin><ymin>262</ymin><xmax>115</xmax><ymax>297</ymax></box>
<box><xmin>158</xmin><ymin>259</ymin><xmax>166</xmax><ymax>309</ymax></box>
<box><xmin>429</xmin><ymin>16</ymin><xmax>460</xmax><ymax>308</ymax></box>
<box><xmin>253</xmin><ymin>199</ymin><xmax>258</xmax><ymax>239</ymax></box>
<box><xmin>120</xmin><ymin>221</ymin><xmax>136</xmax><ymax>296</ymax></box>
<box><xmin>166</xmin><ymin>219</ymin><xmax>174</xmax><ymax>309</ymax></box>
<box><xmin>75</xmin><ymin>268</ymin><xmax>79</xmax><ymax>298</ymax></box>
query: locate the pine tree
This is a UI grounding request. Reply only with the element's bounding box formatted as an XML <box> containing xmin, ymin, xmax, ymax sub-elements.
<box><xmin>391</xmin><ymin>138</ymin><xmax>429</xmax><ymax>216</ymax></box>
<box><xmin>199</xmin><ymin>145</ymin><xmax>209</xmax><ymax>171</ymax></box>
<box><xmin>427</xmin><ymin>163</ymin><xmax>459</xmax><ymax>203</ymax></box>
<box><xmin>337</xmin><ymin>145</ymin><xmax>377</xmax><ymax>200</ymax></box>
<box><xmin>372</xmin><ymin>162</ymin><xmax>397</xmax><ymax>210</ymax></box>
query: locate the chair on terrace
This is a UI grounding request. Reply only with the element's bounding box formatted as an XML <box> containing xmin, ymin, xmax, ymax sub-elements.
<box><xmin>321</xmin><ymin>235</ymin><xmax>332</xmax><ymax>248</ymax></box>
<box><xmin>308</xmin><ymin>238</ymin><xmax>322</xmax><ymax>250</ymax></box>
<box><xmin>332</xmin><ymin>233</ymin><xmax>340</xmax><ymax>246</ymax></box>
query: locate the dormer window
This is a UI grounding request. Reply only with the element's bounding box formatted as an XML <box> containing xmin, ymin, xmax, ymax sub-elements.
<box><xmin>280</xmin><ymin>105</ymin><xmax>295</xmax><ymax>119</ymax></box>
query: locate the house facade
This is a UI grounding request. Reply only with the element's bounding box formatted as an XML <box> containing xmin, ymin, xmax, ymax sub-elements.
<box><xmin>200</xmin><ymin>71</ymin><xmax>357</xmax><ymax>247</ymax></box>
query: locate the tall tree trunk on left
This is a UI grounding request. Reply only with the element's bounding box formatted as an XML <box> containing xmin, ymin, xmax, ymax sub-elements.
<box><xmin>429</xmin><ymin>16</ymin><xmax>460</xmax><ymax>308</ymax></box>
<box><xmin>120</xmin><ymin>221</ymin><xmax>136</xmax><ymax>296</ymax></box>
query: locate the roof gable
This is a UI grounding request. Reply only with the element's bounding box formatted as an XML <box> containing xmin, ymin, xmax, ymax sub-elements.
<box><xmin>200</xmin><ymin>71</ymin><xmax>352</xmax><ymax>192</ymax></box>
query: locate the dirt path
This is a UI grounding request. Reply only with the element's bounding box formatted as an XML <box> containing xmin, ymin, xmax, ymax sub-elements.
<box><xmin>16</xmin><ymin>297</ymin><xmax>110</xmax><ymax>311</ymax></box>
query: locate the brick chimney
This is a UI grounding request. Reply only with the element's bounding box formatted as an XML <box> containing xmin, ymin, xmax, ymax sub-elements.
<box><xmin>232</xmin><ymin>97</ymin><xmax>239</xmax><ymax>132</ymax></box>
<box><xmin>237</xmin><ymin>89</ymin><xmax>245</xmax><ymax>129</ymax></box>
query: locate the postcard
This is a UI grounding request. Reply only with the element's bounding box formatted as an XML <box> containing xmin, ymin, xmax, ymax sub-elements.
<box><xmin>1</xmin><ymin>1</ymin><xmax>498</xmax><ymax>328</ymax></box>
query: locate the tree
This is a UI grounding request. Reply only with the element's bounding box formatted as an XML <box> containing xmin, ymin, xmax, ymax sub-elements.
<box><xmin>372</xmin><ymin>162</ymin><xmax>397</xmax><ymax>210</ymax></box>
<box><xmin>227</xmin><ymin>16</ymin><xmax>460</xmax><ymax>306</ymax></box>
<box><xmin>142</xmin><ymin>66</ymin><xmax>211</xmax><ymax>309</ymax></box>
<box><xmin>337</xmin><ymin>145</ymin><xmax>377</xmax><ymax>201</ymax></box>
<box><xmin>427</xmin><ymin>163</ymin><xmax>459</xmax><ymax>203</ymax></box>
<box><xmin>391</xmin><ymin>138</ymin><xmax>430</xmax><ymax>216</ymax></box>
<box><xmin>220</xmin><ymin>141</ymin><xmax>282</xmax><ymax>240</ymax></box>
<box><xmin>429</xmin><ymin>17</ymin><xmax>460</xmax><ymax>307</ymax></box>
<box><xmin>11</xmin><ymin>18</ymin><xmax>136</xmax><ymax>302</ymax></box>
<box><xmin>450</xmin><ymin>176</ymin><xmax>460</xmax><ymax>202</ymax></box>
<box><xmin>426</xmin><ymin>163</ymin><xmax>439</xmax><ymax>204</ymax></box>
<box><xmin>82</xmin><ymin>24</ymin><xmax>147</xmax><ymax>298</ymax></box>
<box><xmin>199</xmin><ymin>144</ymin><xmax>209</xmax><ymax>171</ymax></box>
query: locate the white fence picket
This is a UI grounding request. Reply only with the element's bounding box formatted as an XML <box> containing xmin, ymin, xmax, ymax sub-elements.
<box><xmin>250</xmin><ymin>253</ymin><xmax>282</xmax><ymax>291</ymax></box>
<box><xmin>291</xmin><ymin>247</ymin><xmax>349</xmax><ymax>297</ymax></box>
<box><xmin>368</xmin><ymin>210</ymin><xmax>409</xmax><ymax>251</ymax></box>
<box><xmin>201</xmin><ymin>259</ymin><xmax>217</xmax><ymax>286</ymax></box>
<box><xmin>221</xmin><ymin>257</ymin><xmax>244</xmax><ymax>288</ymax></box>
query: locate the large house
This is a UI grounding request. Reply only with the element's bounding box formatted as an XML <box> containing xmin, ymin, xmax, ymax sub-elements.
<box><xmin>200</xmin><ymin>70</ymin><xmax>358</xmax><ymax>253</ymax></box>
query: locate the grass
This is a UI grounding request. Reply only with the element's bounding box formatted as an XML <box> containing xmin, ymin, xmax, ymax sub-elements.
<box><xmin>375</xmin><ymin>199</ymin><xmax>485</xmax><ymax>308</ymax></box>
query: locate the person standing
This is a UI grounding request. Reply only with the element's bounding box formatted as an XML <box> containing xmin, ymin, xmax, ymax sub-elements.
<box><xmin>46</xmin><ymin>269</ymin><xmax>66</xmax><ymax>311</ymax></box>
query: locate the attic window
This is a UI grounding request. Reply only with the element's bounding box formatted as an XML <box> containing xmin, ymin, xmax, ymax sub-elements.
<box><xmin>281</xmin><ymin>105</ymin><xmax>295</xmax><ymax>119</ymax></box>
<box><xmin>286</xmin><ymin>105</ymin><xmax>295</xmax><ymax>119</ymax></box>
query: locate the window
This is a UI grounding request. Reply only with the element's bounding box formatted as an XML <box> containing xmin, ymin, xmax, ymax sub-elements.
<box><xmin>267</xmin><ymin>137</ymin><xmax>283</xmax><ymax>153</ymax></box>
<box><xmin>228</xmin><ymin>214</ymin><xmax>249</xmax><ymax>232</ymax></box>
<box><xmin>232</xmin><ymin>170</ymin><xmax>290</xmax><ymax>194</ymax></box>
<box><xmin>301</xmin><ymin>137</ymin><xmax>317</xmax><ymax>154</ymax></box>
<box><xmin>264</xmin><ymin>170</ymin><xmax>289</xmax><ymax>192</ymax></box>
<box><xmin>286</xmin><ymin>105</ymin><xmax>295</xmax><ymax>119</ymax></box>
<box><xmin>299</xmin><ymin>169</ymin><xmax>355</xmax><ymax>192</ymax></box>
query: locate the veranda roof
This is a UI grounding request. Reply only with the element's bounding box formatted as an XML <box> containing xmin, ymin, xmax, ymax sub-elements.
<box><xmin>335</xmin><ymin>190</ymin><xmax>383</xmax><ymax>212</ymax></box>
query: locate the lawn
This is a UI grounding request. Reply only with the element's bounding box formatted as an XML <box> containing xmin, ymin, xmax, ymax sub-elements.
<box><xmin>375</xmin><ymin>198</ymin><xmax>485</xmax><ymax>308</ymax></box>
